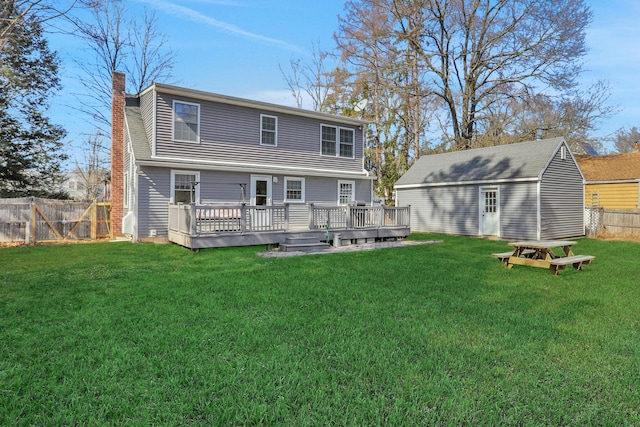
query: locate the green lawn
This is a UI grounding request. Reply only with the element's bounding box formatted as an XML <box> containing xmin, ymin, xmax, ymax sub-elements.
<box><xmin>1</xmin><ymin>235</ymin><xmax>638</xmax><ymax>425</ymax></box>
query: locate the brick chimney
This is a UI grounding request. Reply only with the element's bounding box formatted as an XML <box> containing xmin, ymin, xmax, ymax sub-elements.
<box><xmin>110</xmin><ymin>71</ymin><xmax>125</xmax><ymax>238</ymax></box>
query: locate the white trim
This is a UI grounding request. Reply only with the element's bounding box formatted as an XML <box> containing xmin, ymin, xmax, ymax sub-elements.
<box><xmin>170</xmin><ymin>170</ymin><xmax>200</xmax><ymax>204</ymax></box>
<box><xmin>320</xmin><ymin>124</ymin><xmax>355</xmax><ymax>159</ymax></box>
<box><xmin>250</xmin><ymin>175</ymin><xmax>272</xmax><ymax>206</ymax></box>
<box><xmin>172</xmin><ymin>100</ymin><xmax>200</xmax><ymax>143</ymax></box>
<box><xmin>284</xmin><ymin>176</ymin><xmax>305</xmax><ymax>203</ymax></box>
<box><xmin>139</xmin><ymin>157</ymin><xmax>375</xmax><ymax>180</ymax></box>
<box><xmin>479</xmin><ymin>186</ymin><xmax>500</xmax><ymax>237</ymax></box>
<box><xmin>338</xmin><ymin>180</ymin><xmax>356</xmax><ymax>205</ymax></box>
<box><xmin>394</xmin><ymin>176</ymin><xmax>539</xmax><ymax>190</ymax></box>
<box><xmin>586</xmin><ymin>179</ymin><xmax>640</xmax><ymax>185</ymax></box>
<box><xmin>260</xmin><ymin>114</ymin><xmax>278</xmax><ymax>146</ymax></box>
<box><xmin>152</xmin><ymin>87</ymin><xmax>157</xmax><ymax>157</ymax></box>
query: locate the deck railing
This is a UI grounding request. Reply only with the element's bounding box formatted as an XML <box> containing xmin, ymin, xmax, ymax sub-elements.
<box><xmin>169</xmin><ymin>204</ymin><xmax>289</xmax><ymax>235</ymax></box>
<box><xmin>309</xmin><ymin>204</ymin><xmax>410</xmax><ymax>230</ymax></box>
<box><xmin>169</xmin><ymin>203</ymin><xmax>410</xmax><ymax>237</ymax></box>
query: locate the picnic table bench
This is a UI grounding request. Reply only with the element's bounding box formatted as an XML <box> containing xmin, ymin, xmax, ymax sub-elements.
<box><xmin>493</xmin><ymin>240</ymin><xmax>595</xmax><ymax>275</ymax></box>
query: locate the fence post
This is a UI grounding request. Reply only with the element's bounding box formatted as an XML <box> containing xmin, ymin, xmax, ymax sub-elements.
<box><xmin>30</xmin><ymin>198</ymin><xmax>36</xmax><ymax>244</ymax></box>
<box><xmin>91</xmin><ymin>200</ymin><xmax>97</xmax><ymax>240</ymax></box>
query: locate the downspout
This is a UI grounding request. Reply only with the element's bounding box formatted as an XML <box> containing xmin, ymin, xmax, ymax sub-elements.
<box><xmin>536</xmin><ymin>180</ymin><xmax>542</xmax><ymax>240</ymax></box>
<box><xmin>133</xmin><ymin>165</ymin><xmax>140</xmax><ymax>242</ymax></box>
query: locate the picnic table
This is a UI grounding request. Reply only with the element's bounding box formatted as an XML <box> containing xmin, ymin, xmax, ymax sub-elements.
<box><xmin>492</xmin><ymin>240</ymin><xmax>594</xmax><ymax>275</ymax></box>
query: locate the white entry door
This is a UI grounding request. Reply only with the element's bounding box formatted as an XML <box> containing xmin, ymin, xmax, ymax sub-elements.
<box><xmin>251</xmin><ymin>175</ymin><xmax>272</xmax><ymax>228</ymax></box>
<box><xmin>480</xmin><ymin>186</ymin><xmax>500</xmax><ymax>237</ymax></box>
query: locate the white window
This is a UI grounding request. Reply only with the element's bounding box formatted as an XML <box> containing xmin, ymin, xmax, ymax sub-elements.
<box><xmin>173</xmin><ymin>101</ymin><xmax>200</xmax><ymax>142</ymax></box>
<box><xmin>338</xmin><ymin>180</ymin><xmax>355</xmax><ymax>205</ymax></box>
<box><xmin>171</xmin><ymin>170</ymin><xmax>200</xmax><ymax>204</ymax></box>
<box><xmin>339</xmin><ymin>128</ymin><xmax>354</xmax><ymax>157</ymax></box>
<box><xmin>321</xmin><ymin>124</ymin><xmax>354</xmax><ymax>158</ymax></box>
<box><xmin>261</xmin><ymin>115</ymin><xmax>277</xmax><ymax>146</ymax></box>
<box><xmin>284</xmin><ymin>177</ymin><xmax>305</xmax><ymax>203</ymax></box>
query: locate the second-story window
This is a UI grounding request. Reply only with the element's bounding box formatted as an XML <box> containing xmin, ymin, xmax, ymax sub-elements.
<box><xmin>173</xmin><ymin>101</ymin><xmax>199</xmax><ymax>142</ymax></box>
<box><xmin>261</xmin><ymin>115</ymin><xmax>277</xmax><ymax>146</ymax></box>
<box><xmin>321</xmin><ymin>125</ymin><xmax>354</xmax><ymax>158</ymax></box>
<box><xmin>340</xmin><ymin>128</ymin><xmax>354</xmax><ymax>157</ymax></box>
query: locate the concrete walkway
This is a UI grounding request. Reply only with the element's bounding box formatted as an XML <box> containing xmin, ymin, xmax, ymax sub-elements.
<box><xmin>257</xmin><ymin>239</ymin><xmax>443</xmax><ymax>258</ymax></box>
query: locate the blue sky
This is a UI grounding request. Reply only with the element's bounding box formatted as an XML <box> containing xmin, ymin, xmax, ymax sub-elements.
<box><xmin>48</xmin><ymin>0</ymin><xmax>640</xmax><ymax>165</ymax></box>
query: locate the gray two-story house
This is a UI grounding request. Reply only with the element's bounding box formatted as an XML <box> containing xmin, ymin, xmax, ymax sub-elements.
<box><xmin>110</xmin><ymin>72</ymin><xmax>409</xmax><ymax>249</ymax></box>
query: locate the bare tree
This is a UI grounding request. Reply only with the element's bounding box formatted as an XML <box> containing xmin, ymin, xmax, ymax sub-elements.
<box><xmin>74</xmin><ymin>131</ymin><xmax>109</xmax><ymax>200</ymax></box>
<box><xmin>68</xmin><ymin>0</ymin><xmax>175</xmax><ymax>132</ymax></box>
<box><xmin>279</xmin><ymin>42</ymin><xmax>333</xmax><ymax>111</ymax></box>
<box><xmin>391</xmin><ymin>0</ymin><xmax>593</xmax><ymax>150</ymax></box>
<box><xmin>611</xmin><ymin>127</ymin><xmax>640</xmax><ymax>153</ymax></box>
<box><xmin>1</xmin><ymin>0</ymin><xmax>78</xmax><ymax>50</ymax></box>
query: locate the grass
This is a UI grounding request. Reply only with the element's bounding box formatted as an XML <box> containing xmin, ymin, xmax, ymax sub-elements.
<box><xmin>1</xmin><ymin>234</ymin><xmax>639</xmax><ymax>425</ymax></box>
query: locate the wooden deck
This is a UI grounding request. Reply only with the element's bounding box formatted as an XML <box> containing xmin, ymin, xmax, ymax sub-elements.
<box><xmin>168</xmin><ymin>204</ymin><xmax>411</xmax><ymax>249</ymax></box>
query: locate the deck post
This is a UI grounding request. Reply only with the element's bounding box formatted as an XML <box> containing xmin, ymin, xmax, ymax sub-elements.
<box><xmin>346</xmin><ymin>205</ymin><xmax>352</xmax><ymax>229</ymax></box>
<box><xmin>309</xmin><ymin>203</ymin><xmax>314</xmax><ymax>230</ymax></box>
<box><xmin>284</xmin><ymin>203</ymin><xmax>289</xmax><ymax>230</ymax></box>
<box><xmin>241</xmin><ymin>203</ymin><xmax>247</xmax><ymax>234</ymax></box>
<box><xmin>190</xmin><ymin>204</ymin><xmax>197</xmax><ymax>236</ymax></box>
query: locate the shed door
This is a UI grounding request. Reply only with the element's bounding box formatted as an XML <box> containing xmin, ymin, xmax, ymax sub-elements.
<box><xmin>480</xmin><ymin>186</ymin><xmax>500</xmax><ymax>237</ymax></box>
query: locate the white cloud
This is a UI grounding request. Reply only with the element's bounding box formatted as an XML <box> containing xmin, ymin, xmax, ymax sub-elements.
<box><xmin>137</xmin><ymin>0</ymin><xmax>305</xmax><ymax>54</ymax></box>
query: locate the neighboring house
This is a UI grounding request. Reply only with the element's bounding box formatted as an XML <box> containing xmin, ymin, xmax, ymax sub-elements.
<box><xmin>575</xmin><ymin>151</ymin><xmax>640</xmax><ymax>209</ymax></box>
<box><xmin>394</xmin><ymin>137</ymin><xmax>585</xmax><ymax>240</ymax></box>
<box><xmin>110</xmin><ymin>72</ymin><xmax>409</xmax><ymax>248</ymax></box>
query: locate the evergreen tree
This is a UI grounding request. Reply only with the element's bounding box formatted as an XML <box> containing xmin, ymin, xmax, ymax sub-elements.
<box><xmin>0</xmin><ymin>2</ymin><xmax>68</xmax><ymax>198</ymax></box>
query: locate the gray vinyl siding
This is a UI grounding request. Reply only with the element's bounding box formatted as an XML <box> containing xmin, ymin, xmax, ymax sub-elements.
<box><xmin>140</xmin><ymin>89</ymin><xmax>155</xmax><ymax>148</ymax></box>
<box><xmin>397</xmin><ymin>186</ymin><xmax>478</xmax><ymax>235</ymax></box>
<box><xmin>499</xmin><ymin>183</ymin><xmax>539</xmax><ymax>240</ymax></box>
<box><xmin>153</xmin><ymin>93</ymin><xmax>364</xmax><ymax>174</ymax></box>
<box><xmin>137</xmin><ymin>166</ymin><xmax>171</xmax><ymax>237</ymax></box>
<box><xmin>539</xmin><ymin>150</ymin><xmax>585</xmax><ymax>239</ymax></box>
<box><xmin>135</xmin><ymin>166</ymin><xmax>372</xmax><ymax>237</ymax></box>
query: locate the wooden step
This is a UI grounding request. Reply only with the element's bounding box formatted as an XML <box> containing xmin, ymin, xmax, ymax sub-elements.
<box><xmin>280</xmin><ymin>237</ymin><xmax>331</xmax><ymax>252</ymax></box>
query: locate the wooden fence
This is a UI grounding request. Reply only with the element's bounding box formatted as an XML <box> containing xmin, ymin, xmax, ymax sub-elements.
<box><xmin>0</xmin><ymin>198</ymin><xmax>111</xmax><ymax>244</ymax></box>
<box><xmin>586</xmin><ymin>208</ymin><xmax>640</xmax><ymax>237</ymax></box>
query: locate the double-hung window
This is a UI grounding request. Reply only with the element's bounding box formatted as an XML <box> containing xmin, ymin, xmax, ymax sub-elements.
<box><xmin>173</xmin><ymin>101</ymin><xmax>200</xmax><ymax>142</ymax></box>
<box><xmin>321</xmin><ymin>125</ymin><xmax>354</xmax><ymax>158</ymax></box>
<box><xmin>284</xmin><ymin>177</ymin><xmax>305</xmax><ymax>203</ymax></box>
<box><xmin>338</xmin><ymin>180</ymin><xmax>355</xmax><ymax>205</ymax></box>
<box><xmin>261</xmin><ymin>115</ymin><xmax>277</xmax><ymax>146</ymax></box>
<box><xmin>321</xmin><ymin>125</ymin><xmax>337</xmax><ymax>156</ymax></box>
<box><xmin>171</xmin><ymin>171</ymin><xmax>200</xmax><ymax>204</ymax></box>
<box><xmin>339</xmin><ymin>128</ymin><xmax>354</xmax><ymax>157</ymax></box>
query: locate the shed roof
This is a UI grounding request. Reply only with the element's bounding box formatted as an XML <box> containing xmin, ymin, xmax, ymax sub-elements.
<box><xmin>575</xmin><ymin>152</ymin><xmax>640</xmax><ymax>182</ymax></box>
<box><xmin>395</xmin><ymin>137</ymin><xmax>566</xmax><ymax>188</ymax></box>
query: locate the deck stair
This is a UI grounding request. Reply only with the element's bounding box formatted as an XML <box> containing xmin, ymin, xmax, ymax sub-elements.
<box><xmin>280</xmin><ymin>237</ymin><xmax>331</xmax><ymax>252</ymax></box>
